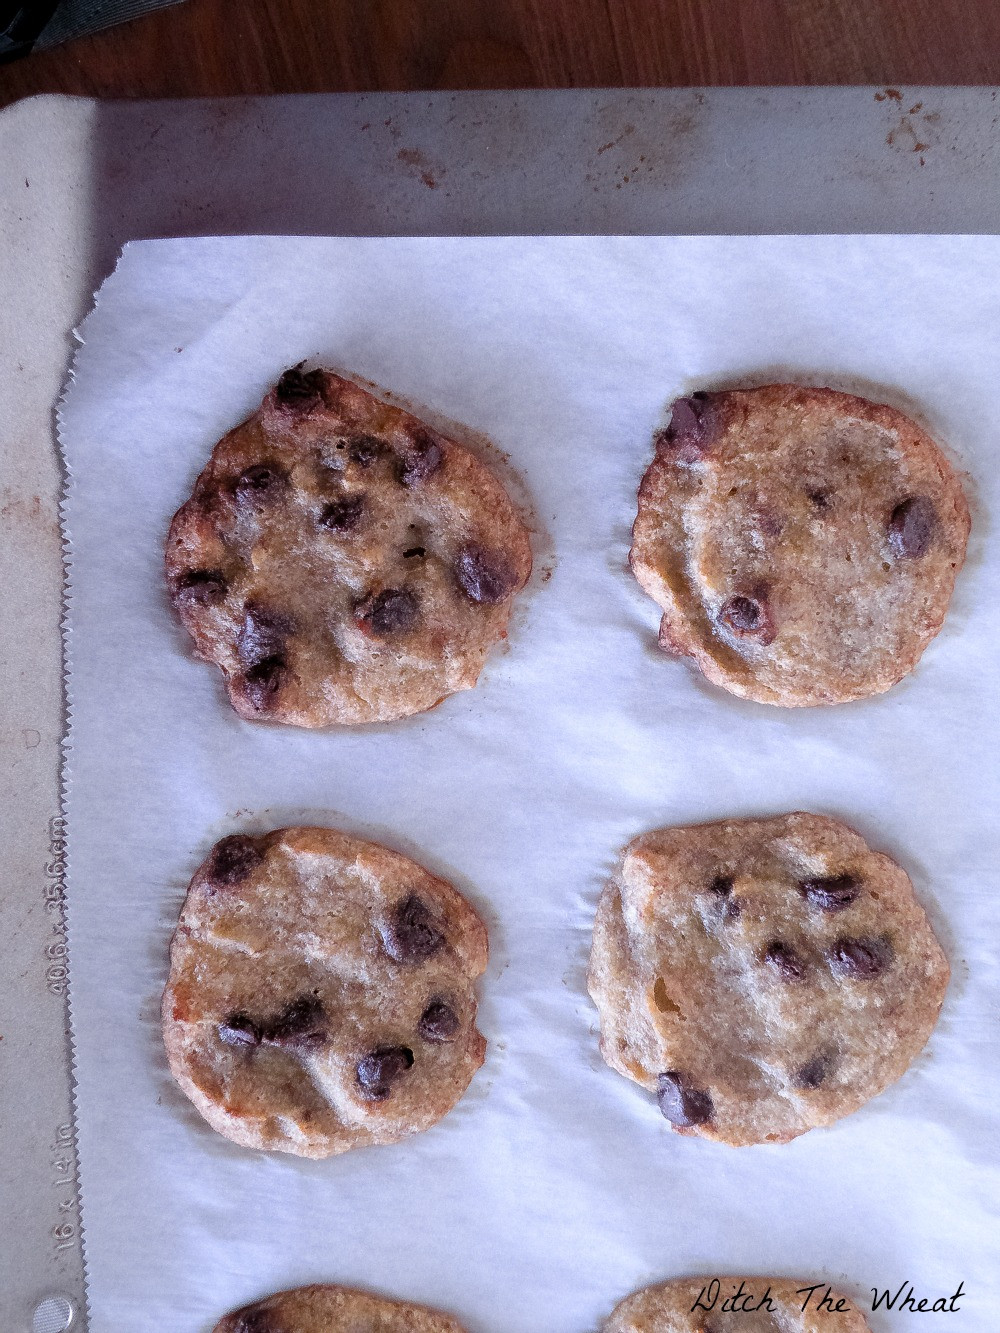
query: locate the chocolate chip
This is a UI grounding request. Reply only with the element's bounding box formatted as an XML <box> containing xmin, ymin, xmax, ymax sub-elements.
<box><xmin>656</xmin><ymin>392</ymin><xmax>716</xmax><ymax>462</ymax></box>
<box><xmin>725</xmin><ymin>594</ymin><xmax>773</xmax><ymax>634</ymax></box>
<box><xmin>764</xmin><ymin>941</ymin><xmax>805</xmax><ymax>981</ymax></box>
<box><xmin>418</xmin><ymin>999</ymin><xmax>460</xmax><ymax>1043</ymax></box>
<box><xmin>808</xmin><ymin>488</ymin><xmax>832</xmax><ymax>511</ymax></box>
<box><xmin>795</xmin><ymin>1052</ymin><xmax>833</xmax><ymax>1089</ymax></box>
<box><xmin>357</xmin><ymin>587</ymin><xmax>419</xmax><ymax>636</ymax></box>
<box><xmin>720</xmin><ymin>594</ymin><xmax>763</xmax><ymax>633</ymax></box>
<box><xmin>319</xmin><ymin>496</ymin><xmax>364</xmax><ymax>531</ymax></box>
<box><xmin>175</xmin><ymin>568</ymin><xmax>228</xmax><ymax>606</ymax></box>
<box><xmin>264</xmin><ymin>996</ymin><xmax>327</xmax><ymax>1050</ymax></box>
<box><xmin>455</xmin><ymin>544</ymin><xmax>519</xmax><ymax>604</ymax></box>
<box><xmin>234</xmin><ymin>1307</ymin><xmax>277</xmax><ymax>1333</ymax></box>
<box><xmin>382</xmin><ymin>894</ymin><xmax>445</xmax><ymax>963</ymax></box>
<box><xmin>237</xmin><ymin>604</ymin><xmax>293</xmax><ymax>665</ymax></box>
<box><xmin>403</xmin><ymin>546</ymin><xmax>426</xmax><ymax>559</ymax></box>
<box><xmin>218</xmin><ymin>1013</ymin><xmax>261</xmax><ymax>1048</ymax></box>
<box><xmin>888</xmin><ymin>496</ymin><xmax>936</xmax><ymax>558</ymax></box>
<box><xmin>669</xmin><ymin>396</ymin><xmax>704</xmax><ymax>435</ymax></box>
<box><xmin>799</xmin><ymin>874</ymin><xmax>861</xmax><ymax>911</ymax></box>
<box><xmin>828</xmin><ymin>935</ymin><xmax>893</xmax><ymax>979</ymax></box>
<box><xmin>348</xmin><ymin>434</ymin><xmax>383</xmax><ymax>467</ymax></box>
<box><xmin>356</xmin><ymin>1046</ymin><xmax>414</xmax><ymax>1100</ymax></box>
<box><xmin>235</xmin><ymin>463</ymin><xmax>287</xmax><ymax>498</ymax></box>
<box><xmin>209</xmin><ymin>834</ymin><xmax>263</xmax><ymax>885</ymax></box>
<box><xmin>718</xmin><ymin>591</ymin><xmax>775</xmax><ymax>644</ymax></box>
<box><xmin>708</xmin><ymin>874</ymin><xmax>741</xmax><ymax>920</ymax></box>
<box><xmin>239</xmin><ymin>655</ymin><xmax>287</xmax><ymax>710</ymax></box>
<box><xmin>275</xmin><ymin>365</ymin><xmax>325</xmax><ymax>408</ymax></box>
<box><xmin>397</xmin><ymin>428</ymin><xmax>442</xmax><ymax>486</ymax></box>
<box><xmin>656</xmin><ymin>1070</ymin><xmax>713</xmax><ymax>1127</ymax></box>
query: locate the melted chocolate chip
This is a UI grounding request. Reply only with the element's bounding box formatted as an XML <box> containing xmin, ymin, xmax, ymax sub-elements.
<box><xmin>382</xmin><ymin>894</ymin><xmax>445</xmax><ymax>964</ymax></box>
<box><xmin>264</xmin><ymin>996</ymin><xmax>327</xmax><ymax>1050</ymax></box>
<box><xmin>656</xmin><ymin>1070</ymin><xmax>714</xmax><ymax>1127</ymax></box>
<box><xmin>709</xmin><ymin>874</ymin><xmax>734</xmax><ymax>897</ymax></box>
<box><xmin>418</xmin><ymin>999</ymin><xmax>460</xmax><ymax>1043</ymax></box>
<box><xmin>239</xmin><ymin>656</ymin><xmax>287</xmax><ymax>710</ymax></box>
<box><xmin>237</xmin><ymin>604</ymin><xmax>293</xmax><ymax>665</ymax></box>
<box><xmin>719</xmin><ymin>592</ymin><xmax>774</xmax><ymax>643</ymax></box>
<box><xmin>799</xmin><ymin>874</ymin><xmax>861</xmax><ymax>911</ymax></box>
<box><xmin>275</xmin><ymin>365</ymin><xmax>325</xmax><ymax>408</ymax></box>
<box><xmin>218</xmin><ymin>1013</ymin><xmax>261</xmax><ymax>1048</ymax></box>
<box><xmin>357</xmin><ymin>587</ymin><xmax>419</xmax><ymax>636</ymax></box>
<box><xmin>356</xmin><ymin>1046</ymin><xmax>414</xmax><ymax>1100</ymax></box>
<box><xmin>349</xmin><ymin>437</ymin><xmax>386</xmax><ymax>469</ymax></box>
<box><xmin>888</xmin><ymin>496</ymin><xmax>936</xmax><ymax>558</ymax></box>
<box><xmin>403</xmin><ymin>546</ymin><xmax>426</xmax><ymax>559</ymax></box>
<box><xmin>455</xmin><ymin>543</ymin><xmax>519</xmax><ymax>605</ymax></box>
<box><xmin>319</xmin><ymin>496</ymin><xmax>364</xmax><ymax>531</ymax></box>
<box><xmin>764</xmin><ymin>941</ymin><xmax>805</xmax><ymax>981</ymax></box>
<box><xmin>828</xmin><ymin>935</ymin><xmax>893</xmax><ymax>979</ymax></box>
<box><xmin>656</xmin><ymin>392</ymin><xmax>716</xmax><ymax>462</ymax></box>
<box><xmin>757</xmin><ymin>509</ymin><xmax>784</xmax><ymax>540</ymax></box>
<box><xmin>234</xmin><ymin>605</ymin><xmax>291</xmax><ymax>707</ymax></box>
<box><xmin>234</xmin><ymin>463</ymin><xmax>287</xmax><ymax>498</ymax></box>
<box><xmin>808</xmin><ymin>488</ymin><xmax>832</xmax><ymax>511</ymax></box>
<box><xmin>209</xmin><ymin>834</ymin><xmax>264</xmax><ymax>886</ymax></box>
<box><xmin>397</xmin><ymin>428</ymin><xmax>442</xmax><ymax>487</ymax></box>
<box><xmin>795</xmin><ymin>1052</ymin><xmax>833</xmax><ymax>1089</ymax></box>
<box><xmin>347</xmin><ymin>434</ymin><xmax>382</xmax><ymax>467</ymax></box>
<box><xmin>175</xmin><ymin>568</ymin><xmax>228</xmax><ymax>606</ymax></box>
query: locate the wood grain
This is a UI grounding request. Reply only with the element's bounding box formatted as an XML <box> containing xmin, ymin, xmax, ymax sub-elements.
<box><xmin>2</xmin><ymin>0</ymin><xmax>1000</xmax><ymax>111</ymax></box>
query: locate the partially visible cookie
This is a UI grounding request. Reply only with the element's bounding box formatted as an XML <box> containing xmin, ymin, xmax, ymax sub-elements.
<box><xmin>604</xmin><ymin>1276</ymin><xmax>871</xmax><ymax>1332</ymax></box>
<box><xmin>166</xmin><ymin>367</ymin><xmax>532</xmax><ymax>725</ymax></box>
<box><xmin>214</xmin><ymin>1284</ymin><xmax>468</xmax><ymax>1333</ymax></box>
<box><xmin>630</xmin><ymin>384</ymin><xmax>970</xmax><ymax>705</ymax></box>
<box><xmin>162</xmin><ymin>826</ymin><xmax>488</xmax><ymax>1157</ymax></box>
<box><xmin>588</xmin><ymin>813</ymin><xmax>949</xmax><ymax>1145</ymax></box>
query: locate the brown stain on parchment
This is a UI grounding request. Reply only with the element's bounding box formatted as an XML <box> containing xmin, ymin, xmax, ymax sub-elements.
<box><xmin>397</xmin><ymin>146</ymin><xmax>444</xmax><ymax>189</ymax></box>
<box><xmin>0</xmin><ymin>489</ymin><xmax>60</xmax><ymax>546</ymax></box>
<box><xmin>585</xmin><ymin>95</ymin><xmax>703</xmax><ymax>193</ymax></box>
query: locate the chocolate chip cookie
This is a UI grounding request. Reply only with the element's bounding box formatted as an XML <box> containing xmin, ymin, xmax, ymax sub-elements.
<box><xmin>162</xmin><ymin>826</ymin><xmax>488</xmax><ymax>1157</ymax></box>
<box><xmin>588</xmin><ymin>813</ymin><xmax>948</xmax><ymax>1145</ymax></box>
<box><xmin>604</xmin><ymin>1276</ymin><xmax>871</xmax><ymax>1332</ymax></box>
<box><xmin>166</xmin><ymin>367</ymin><xmax>532</xmax><ymax>725</ymax></box>
<box><xmin>630</xmin><ymin>384</ymin><xmax>970</xmax><ymax>705</ymax></box>
<box><xmin>214</xmin><ymin>1284</ymin><xmax>468</xmax><ymax>1333</ymax></box>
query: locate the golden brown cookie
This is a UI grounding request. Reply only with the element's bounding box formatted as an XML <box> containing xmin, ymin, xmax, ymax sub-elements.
<box><xmin>604</xmin><ymin>1276</ymin><xmax>871</xmax><ymax>1332</ymax></box>
<box><xmin>213</xmin><ymin>1284</ymin><xmax>468</xmax><ymax>1333</ymax></box>
<box><xmin>588</xmin><ymin>813</ymin><xmax>949</xmax><ymax>1145</ymax></box>
<box><xmin>166</xmin><ymin>367</ymin><xmax>532</xmax><ymax>725</ymax></box>
<box><xmin>162</xmin><ymin>826</ymin><xmax>488</xmax><ymax>1157</ymax></box>
<box><xmin>630</xmin><ymin>384</ymin><xmax>970</xmax><ymax>705</ymax></box>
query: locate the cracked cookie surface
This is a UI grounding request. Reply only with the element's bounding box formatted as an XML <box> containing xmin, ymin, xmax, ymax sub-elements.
<box><xmin>604</xmin><ymin>1276</ymin><xmax>871</xmax><ymax>1332</ymax></box>
<box><xmin>162</xmin><ymin>826</ymin><xmax>488</xmax><ymax>1157</ymax></box>
<box><xmin>166</xmin><ymin>368</ymin><xmax>532</xmax><ymax>725</ymax></box>
<box><xmin>588</xmin><ymin>813</ymin><xmax>948</xmax><ymax>1145</ymax></box>
<box><xmin>213</xmin><ymin>1284</ymin><xmax>468</xmax><ymax>1333</ymax></box>
<box><xmin>630</xmin><ymin>384</ymin><xmax>970</xmax><ymax>705</ymax></box>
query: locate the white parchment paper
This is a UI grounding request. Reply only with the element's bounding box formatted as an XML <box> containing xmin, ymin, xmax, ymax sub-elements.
<box><xmin>60</xmin><ymin>237</ymin><xmax>1000</xmax><ymax>1332</ymax></box>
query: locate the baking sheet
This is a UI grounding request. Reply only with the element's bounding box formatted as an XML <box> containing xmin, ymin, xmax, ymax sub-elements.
<box><xmin>59</xmin><ymin>236</ymin><xmax>1000</xmax><ymax>1332</ymax></box>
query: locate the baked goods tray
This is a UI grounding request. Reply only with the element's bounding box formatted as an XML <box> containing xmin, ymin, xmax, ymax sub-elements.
<box><xmin>4</xmin><ymin>87</ymin><xmax>1000</xmax><ymax>1333</ymax></box>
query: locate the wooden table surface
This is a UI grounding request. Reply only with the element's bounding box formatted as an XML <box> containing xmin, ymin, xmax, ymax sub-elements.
<box><xmin>2</xmin><ymin>0</ymin><xmax>1000</xmax><ymax>111</ymax></box>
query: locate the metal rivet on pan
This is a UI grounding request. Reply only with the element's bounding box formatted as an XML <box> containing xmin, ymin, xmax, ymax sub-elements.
<box><xmin>31</xmin><ymin>1294</ymin><xmax>76</xmax><ymax>1333</ymax></box>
